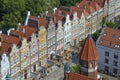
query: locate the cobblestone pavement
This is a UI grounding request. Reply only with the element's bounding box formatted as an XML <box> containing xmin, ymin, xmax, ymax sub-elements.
<box><xmin>45</xmin><ymin>66</ymin><xmax>64</xmax><ymax>80</ymax></box>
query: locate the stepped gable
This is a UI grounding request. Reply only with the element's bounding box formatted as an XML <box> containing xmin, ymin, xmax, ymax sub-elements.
<box><xmin>71</xmin><ymin>6</ymin><xmax>83</xmax><ymax>17</ymax></box>
<box><xmin>80</xmin><ymin>35</ymin><xmax>98</xmax><ymax>60</ymax></box>
<box><xmin>0</xmin><ymin>42</ymin><xmax>11</xmax><ymax>55</ymax></box>
<box><xmin>48</xmin><ymin>13</ymin><xmax>65</xmax><ymax>25</ymax></box>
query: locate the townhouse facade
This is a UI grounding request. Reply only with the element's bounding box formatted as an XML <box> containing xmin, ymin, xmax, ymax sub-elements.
<box><xmin>63</xmin><ymin>15</ymin><xmax>72</xmax><ymax>49</ymax></box>
<box><xmin>71</xmin><ymin>12</ymin><xmax>80</xmax><ymax>46</ymax></box>
<box><xmin>38</xmin><ymin>26</ymin><xmax>47</xmax><ymax>68</ymax></box>
<box><xmin>47</xmin><ymin>18</ymin><xmax>56</xmax><ymax>60</ymax></box>
<box><xmin>30</xmin><ymin>33</ymin><xmax>39</xmax><ymax>75</ymax></box>
<box><xmin>56</xmin><ymin>20</ymin><xmax>64</xmax><ymax>56</ymax></box>
<box><xmin>1</xmin><ymin>0</ymin><xmax>120</xmax><ymax>80</ymax></box>
<box><xmin>0</xmin><ymin>52</ymin><xmax>10</xmax><ymax>80</ymax></box>
<box><xmin>96</xmin><ymin>27</ymin><xmax>120</xmax><ymax>76</ymax></box>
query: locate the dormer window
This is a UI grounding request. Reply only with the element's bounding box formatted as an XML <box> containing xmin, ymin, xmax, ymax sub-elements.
<box><xmin>103</xmin><ymin>33</ymin><xmax>106</xmax><ymax>37</ymax></box>
<box><xmin>115</xmin><ymin>45</ymin><xmax>118</xmax><ymax>48</ymax></box>
<box><xmin>118</xmin><ymin>37</ymin><xmax>120</xmax><ymax>40</ymax></box>
<box><xmin>100</xmin><ymin>40</ymin><xmax>102</xmax><ymax>44</ymax></box>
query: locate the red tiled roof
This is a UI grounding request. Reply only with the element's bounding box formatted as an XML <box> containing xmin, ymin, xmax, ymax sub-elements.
<box><xmin>10</xmin><ymin>25</ymin><xmax>37</xmax><ymax>41</ymax></box>
<box><xmin>98</xmin><ymin>27</ymin><xmax>120</xmax><ymax>50</ymax></box>
<box><xmin>0</xmin><ymin>42</ymin><xmax>11</xmax><ymax>55</ymax></box>
<box><xmin>1</xmin><ymin>34</ymin><xmax>21</xmax><ymax>45</ymax></box>
<box><xmin>29</xmin><ymin>16</ymin><xmax>48</xmax><ymax>28</ymax></box>
<box><xmin>68</xmin><ymin>73</ymin><xmax>95</xmax><ymax>80</ymax></box>
<box><xmin>80</xmin><ymin>35</ymin><xmax>98</xmax><ymax>60</ymax></box>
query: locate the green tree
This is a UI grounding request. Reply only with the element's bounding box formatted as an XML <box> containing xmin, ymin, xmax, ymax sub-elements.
<box><xmin>0</xmin><ymin>0</ymin><xmax>25</xmax><ymax>29</ymax></box>
<box><xmin>73</xmin><ymin>64</ymin><xmax>80</xmax><ymax>74</ymax></box>
<box><xmin>60</xmin><ymin>0</ymin><xmax>82</xmax><ymax>7</ymax></box>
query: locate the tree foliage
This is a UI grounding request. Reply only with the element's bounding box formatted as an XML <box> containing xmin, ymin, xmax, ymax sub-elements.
<box><xmin>73</xmin><ymin>64</ymin><xmax>80</xmax><ymax>74</ymax></box>
<box><xmin>0</xmin><ymin>0</ymin><xmax>60</xmax><ymax>30</ymax></box>
<box><xmin>60</xmin><ymin>0</ymin><xmax>82</xmax><ymax>7</ymax></box>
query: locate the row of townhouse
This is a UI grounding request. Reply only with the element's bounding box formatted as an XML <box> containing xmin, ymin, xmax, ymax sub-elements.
<box><xmin>19</xmin><ymin>0</ymin><xmax>120</xmax><ymax>63</ymax></box>
<box><xmin>0</xmin><ymin>25</ymin><xmax>48</xmax><ymax>80</ymax></box>
<box><xmin>1</xmin><ymin>0</ymin><xmax>120</xmax><ymax>80</ymax></box>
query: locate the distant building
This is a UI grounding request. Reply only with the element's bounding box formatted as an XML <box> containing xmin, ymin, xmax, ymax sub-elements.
<box><xmin>64</xmin><ymin>35</ymin><xmax>99</xmax><ymax>80</ymax></box>
<box><xmin>96</xmin><ymin>27</ymin><xmax>120</xmax><ymax>76</ymax></box>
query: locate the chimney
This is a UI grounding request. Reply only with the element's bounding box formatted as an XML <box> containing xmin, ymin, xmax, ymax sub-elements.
<box><xmin>45</xmin><ymin>11</ymin><xmax>49</xmax><ymax>16</ymax></box>
<box><xmin>18</xmin><ymin>22</ymin><xmax>21</xmax><ymax>27</ymax></box>
<box><xmin>23</xmin><ymin>28</ymin><xmax>25</xmax><ymax>33</ymax></box>
<box><xmin>24</xmin><ymin>11</ymin><xmax>30</xmax><ymax>26</ymax></box>
<box><xmin>53</xmin><ymin>8</ymin><xmax>57</xmax><ymax>14</ymax></box>
<box><xmin>38</xmin><ymin>16</ymin><xmax>40</xmax><ymax>18</ymax></box>
<box><xmin>7</xmin><ymin>28</ymin><xmax>15</xmax><ymax>35</ymax></box>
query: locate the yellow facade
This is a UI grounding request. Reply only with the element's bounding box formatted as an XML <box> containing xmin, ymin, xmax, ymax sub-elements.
<box><xmin>38</xmin><ymin>26</ymin><xmax>47</xmax><ymax>67</ymax></box>
<box><xmin>10</xmin><ymin>44</ymin><xmax>21</xmax><ymax>80</ymax></box>
<box><xmin>20</xmin><ymin>38</ymin><xmax>30</xmax><ymax>79</ymax></box>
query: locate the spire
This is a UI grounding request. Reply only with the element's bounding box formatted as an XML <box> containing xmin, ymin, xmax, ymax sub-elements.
<box><xmin>80</xmin><ymin>35</ymin><xmax>98</xmax><ymax>61</ymax></box>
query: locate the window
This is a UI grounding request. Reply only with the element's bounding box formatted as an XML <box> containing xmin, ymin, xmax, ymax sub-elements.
<box><xmin>114</xmin><ymin>54</ymin><xmax>118</xmax><ymax>59</ymax></box>
<box><xmin>103</xmin><ymin>33</ymin><xmax>106</xmax><ymax>36</ymax></box>
<box><xmin>105</xmin><ymin>51</ymin><xmax>109</xmax><ymax>57</ymax></box>
<box><xmin>105</xmin><ymin>66</ymin><xmax>109</xmax><ymax>73</ymax></box>
<box><xmin>33</xmin><ymin>65</ymin><xmax>36</xmax><ymax>72</ymax></box>
<box><xmin>113</xmin><ymin>68</ymin><xmax>118</xmax><ymax>75</ymax></box>
<box><xmin>113</xmin><ymin>61</ymin><xmax>118</xmax><ymax>66</ymax></box>
<box><xmin>24</xmin><ymin>70</ymin><xmax>27</xmax><ymax>79</ymax></box>
<box><xmin>105</xmin><ymin>58</ymin><xmax>109</xmax><ymax>64</ymax></box>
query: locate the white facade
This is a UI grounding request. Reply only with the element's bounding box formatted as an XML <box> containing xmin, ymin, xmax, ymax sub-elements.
<box><xmin>96</xmin><ymin>44</ymin><xmax>120</xmax><ymax>76</ymax></box>
<box><xmin>63</xmin><ymin>14</ymin><xmax>72</xmax><ymax>49</ymax></box>
<box><xmin>1</xmin><ymin>53</ymin><xmax>10</xmax><ymax>80</ymax></box>
<box><xmin>79</xmin><ymin>13</ymin><xmax>86</xmax><ymax>40</ymax></box>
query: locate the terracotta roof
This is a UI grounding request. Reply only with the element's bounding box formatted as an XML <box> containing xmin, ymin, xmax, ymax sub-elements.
<box><xmin>10</xmin><ymin>25</ymin><xmax>37</xmax><ymax>41</ymax></box>
<box><xmin>98</xmin><ymin>27</ymin><xmax>120</xmax><ymax>50</ymax></box>
<box><xmin>80</xmin><ymin>35</ymin><xmax>98</xmax><ymax>60</ymax></box>
<box><xmin>0</xmin><ymin>42</ymin><xmax>11</xmax><ymax>55</ymax></box>
<box><xmin>71</xmin><ymin>6</ymin><xmax>83</xmax><ymax>17</ymax></box>
<box><xmin>1</xmin><ymin>34</ymin><xmax>21</xmax><ymax>45</ymax></box>
<box><xmin>68</xmin><ymin>73</ymin><xmax>95</xmax><ymax>80</ymax></box>
<box><xmin>28</xmin><ymin>16</ymin><xmax>48</xmax><ymax>28</ymax></box>
<box><xmin>76</xmin><ymin>0</ymin><xmax>102</xmax><ymax>16</ymax></box>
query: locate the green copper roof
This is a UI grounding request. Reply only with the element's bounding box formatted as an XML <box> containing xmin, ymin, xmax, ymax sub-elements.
<box><xmin>6</xmin><ymin>73</ymin><xmax>11</xmax><ymax>80</ymax></box>
<box><xmin>64</xmin><ymin>63</ymin><xmax>70</xmax><ymax>73</ymax></box>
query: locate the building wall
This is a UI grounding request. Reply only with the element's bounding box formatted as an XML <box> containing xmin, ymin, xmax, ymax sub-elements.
<box><xmin>20</xmin><ymin>38</ymin><xmax>30</xmax><ymax>80</ymax></box>
<box><xmin>47</xmin><ymin>19</ymin><xmax>56</xmax><ymax>59</ymax></box>
<box><xmin>56</xmin><ymin>20</ymin><xmax>64</xmax><ymax>56</ymax></box>
<box><xmin>1</xmin><ymin>53</ymin><xmax>10</xmax><ymax>80</ymax></box>
<box><xmin>30</xmin><ymin>33</ymin><xmax>39</xmax><ymax>73</ymax></box>
<box><xmin>64</xmin><ymin>14</ymin><xmax>72</xmax><ymax>49</ymax></box>
<box><xmin>71</xmin><ymin>12</ymin><xmax>80</xmax><ymax>46</ymax></box>
<box><xmin>9</xmin><ymin>44</ymin><xmax>21</xmax><ymax>80</ymax></box>
<box><xmin>38</xmin><ymin>26</ymin><xmax>47</xmax><ymax>67</ymax></box>
<box><xmin>96</xmin><ymin>44</ymin><xmax>120</xmax><ymax>75</ymax></box>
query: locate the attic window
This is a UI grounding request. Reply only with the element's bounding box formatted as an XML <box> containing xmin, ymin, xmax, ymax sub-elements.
<box><xmin>118</xmin><ymin>37</ymin><xmax>120</xmax><ymax>40</ymax></box>
<box><xmin>112</xmin><ymin>34</ymin><xmax>115</xmax><ymax>38</ymax></box>
<box><xmin>103</xmin><ymin>33</ymin><xmax>106</xmax><ymax>37</ymax></box>
<box><xmin>115</xmin><ymin>45</ymin><xmax>117</xmax><ymax>48</ymax></box>
<box><xmin>100</xmin><ymin>40</ymin><xmax>102</xmax><ymax>44</ymax></box>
